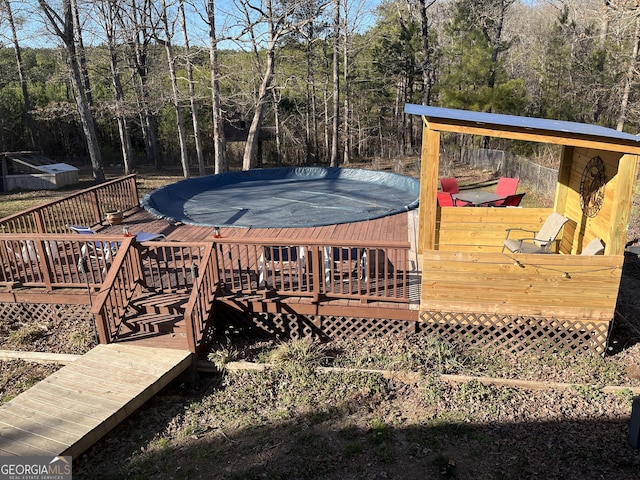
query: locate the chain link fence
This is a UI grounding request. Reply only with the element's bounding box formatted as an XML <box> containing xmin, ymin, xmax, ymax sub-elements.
<box><xmin>455</xmin><ymin>147</ymin><xmax>558</xmax><ymax>195</ymax></box>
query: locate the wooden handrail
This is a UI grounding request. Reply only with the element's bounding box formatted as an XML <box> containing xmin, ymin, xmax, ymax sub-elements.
<box><xmin>90</xmin><ymin>236</ymin><xmax>139</xmax><ymax>343</ymax></box>
<box><xmin>0</xmin><ymin>175</ymin><xmax>138</xmax><ymax>234</ymax></box>
<box><xmin>212</xmin><ymin>238</ymin><xmax>413</xmax><ymax>303</ymax></box>
<box><xmin>0</xmin><ymin>233</ymin><xmax>127</xmax><ymax>290</ymax></box>
<box><xmin>211</xmin><ymin>237</ymin><xmax>411</xmax><ymax>249</ymax></box>
<box><xmin>183</xmin><ymin>243</ymin><xmax>217</xmax><ymax>353</ymax></box>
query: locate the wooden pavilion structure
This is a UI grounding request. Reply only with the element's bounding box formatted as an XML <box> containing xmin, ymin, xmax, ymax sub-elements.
<box><xmin>405</xmin><ymin>103</ymin><xmax>640</xmax><ymax>355</ymax></box>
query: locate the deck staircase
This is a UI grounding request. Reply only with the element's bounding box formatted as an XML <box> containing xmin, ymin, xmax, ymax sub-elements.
<box><xmin>112</xmin><ymin>290</ymin><xmax>192</xmax><ymax>349</ymax></box>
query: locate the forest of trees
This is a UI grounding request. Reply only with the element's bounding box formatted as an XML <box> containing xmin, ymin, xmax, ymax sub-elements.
<box><xmin>0</xmin><ymin>0</ymin><xmax>639</xmax><ymax>182</ymax></box>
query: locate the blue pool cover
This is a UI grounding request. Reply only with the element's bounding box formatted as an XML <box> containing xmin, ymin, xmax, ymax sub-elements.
<box><xmin>142</xmin><ymin>167</ymin><xmax>420</xmax><ymax>228</ymax></box>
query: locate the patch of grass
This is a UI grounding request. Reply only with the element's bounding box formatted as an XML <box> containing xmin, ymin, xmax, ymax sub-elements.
<box><xmin>0</xmin><ymin>375</ymin><xmax>41</xmax><ymax>404</ymax></box>
<box><xmin>7</xmin><ymin>325</ymin><xmax>49</xmax><ymax>346</ymax></box>
<box><xmin>426</xmin><ymin>413</ymin><xmax>471</xmax><ymax>437</ymax></box>
<box><xmin>0</xmin><ymin>360</ymin><xmax>59</xmax><ymax>404</ymax></box>
<box><xmin>456</xmin><ymin>379</ymin><xmax>494</xmax><ymax>404</ymax></box>
<box><xmin>124</xmin><ymin>436</ymin><xmax>176</xmax><ymax>479</ymax></box>
<box><xmin>465</xmin><ymin>347</ymin><xmax>630</xmax><ymax>386</ymax></box>
<box><xmin>423</xmin><ymin>376</ymin><xmax>444</xmax><ymax>405</ymax></box>
<box><xmin>267</xmin><ymin>338</ymin><xmax>327</xmax><ymax>367</ymax></box>
<box><xmin>369</xmin><ymin>419</ymin><xmax>392</xmax><ymax>444</ymax></box>
<box><xmin>181</xmin><ymin>423</ymin><xmax>208</xmax><ymax>439</ymax></box>
<box><xmin>571</xmin><ymin>384</ymin><xmax>605</xmax><ymax>401</ymax></box>
<box><xmin>616</xmin><ymin>388</ymin><xmax>636</xmax><ymax>407</ymax></box>
<box><xmin>68</xmin><ymin>329</ymin><xmax>94</xmax><ymax>353</ymax></box>
<box><xmin>207</xmin><ymin>345</ymin><xmax>242</xmax><ymax>371</ymax></box>
<box><xmin>330</xmin><ymin>333</ymin><xmax>468</xmax><ymax>374</ymax></box>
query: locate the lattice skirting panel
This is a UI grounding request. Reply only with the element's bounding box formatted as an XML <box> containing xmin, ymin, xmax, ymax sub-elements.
<box><xmin>0</xmin><ymin>302</ymin><xmax>92</xmax><ymax>325</ymax></box>
<box><xmin>213</xmin><ymin>304</ymin><xmax>416</xmax><ymax>341</ymax></box>
<box><xmin>418</xmin><ymin>311</ymin><xmax>611</xmax><ymax>356</ymax></box>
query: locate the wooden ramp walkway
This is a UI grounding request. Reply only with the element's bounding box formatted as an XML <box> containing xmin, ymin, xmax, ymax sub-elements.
<box><xmin>0</xmin><ymin>344</ymin><xmax>192</xmax><ymax>458</ymax></box>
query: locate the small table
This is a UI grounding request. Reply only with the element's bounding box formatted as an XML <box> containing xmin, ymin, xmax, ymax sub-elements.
<box><xmin>453</xmin><ymin>191</ymin><xmax>505</xmax><ymax>206</ymax></box>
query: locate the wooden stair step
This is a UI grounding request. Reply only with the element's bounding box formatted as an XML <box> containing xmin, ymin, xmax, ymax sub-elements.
<box><xmin>130</xmin><ymin>291</ymin><xmax>189</xmax><ymax>315</ymax></box>
<box><xmin>125</xmin><ymin>312</ymin><xmax>186</xmax><ymax>334</ymax></box>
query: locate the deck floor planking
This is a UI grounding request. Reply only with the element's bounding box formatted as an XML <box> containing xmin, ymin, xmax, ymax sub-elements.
<box><xmin>100</xmin><ymin>207</ymin><xmax>411</xmax><ymax>245</ymax></box>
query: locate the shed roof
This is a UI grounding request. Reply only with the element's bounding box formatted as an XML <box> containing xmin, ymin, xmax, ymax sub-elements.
<box><xmin>404</xmin><ymin>104</ymin><xmax>640</xmax><ymax>154</ymax></box>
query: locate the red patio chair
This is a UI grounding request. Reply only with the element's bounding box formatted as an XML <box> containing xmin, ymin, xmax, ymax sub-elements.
<box><xmin>437</xmin><ymin>192</ymin><xmax>456</xmax><ymax>207</ymax></box>
<box><xmin>440</xmin><ymin>177</ymin><xmax>459</xmax><ymax>194</ymax></box>
<box><xmin>494</xmin><ymin>177</ymin><xmax>519</xmax><ymax>206</ymax></box>
<box><xmin>499</xmin><ymin>192</ymin><xmax>525</xmax><ymax>207</ymax></box>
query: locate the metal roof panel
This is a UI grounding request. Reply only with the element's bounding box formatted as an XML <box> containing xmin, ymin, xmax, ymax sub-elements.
<box><xmin>404</xmin><ymin>103</ymin><xmax>640</xmax><ymax>145</ymax></box>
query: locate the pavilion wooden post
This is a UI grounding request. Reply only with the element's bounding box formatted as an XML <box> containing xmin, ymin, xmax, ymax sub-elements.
<box><xmin>609</xmin><ymin>153</ymin><xmax>640</xmax><ymax>255</ymax></box>
<box><xmin>418</xmin><ymin>123</ymin><xmax>440</xmax><ymax>253</ymax></box>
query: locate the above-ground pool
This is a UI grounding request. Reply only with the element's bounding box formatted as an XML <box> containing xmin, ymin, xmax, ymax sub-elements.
<box><xmin>142</xmin><ymin>167</ymin><xmax>420</xmax><ymax>228</ymax></box>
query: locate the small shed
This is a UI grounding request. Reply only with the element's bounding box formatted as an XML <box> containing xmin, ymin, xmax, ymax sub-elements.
<box><xmin>404</xmin><ymin>104</ymin><xmax>640</xmax><ymax>355</ymax></box>
<box><xmin>1</xmin><ymin>152</ymin><xmax>79</xmax><ymax>192</ymax></box>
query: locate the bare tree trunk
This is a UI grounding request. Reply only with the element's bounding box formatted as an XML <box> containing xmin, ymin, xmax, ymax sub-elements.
<box><xmin>395</xmin><ymin>77</ymin><xmax>403</xmax><ymax>156</ymax></box>
<box><xmin>311</xmin><ymin>67</ymin><xmax>319</xmax><ymax>164</ymax></box>
<box><xmin>330</xmin><ymin>0</ymin><xmax>340</xmax><ymax>167</ymax></box>
<box><xmin>208</xmin><ymin>0</ymin><xmax>227</xmax><ymax>173</ymax></box>
<box><xmin>243</xmin><ymin>47</ymin><xmax>275</xmax><ymax>170</ymax></box>
<box><xmin>4</xmin><ymin>0</ymin><xmax>38</xmax><ymax>149</ymax></box>
<box><xmin>119</xmin><ymin>0</ymin><xmax>162</xmax><ymax>169</ymax></box>
<box><xmin>486</xmin><ymin>1</ymin><xmax>514</xmax><ymax>92</ymax></box>
<box><xmin>180</xmin><ymin>2</ymin><xmax>205</xmax><ymax>176</ymax></box>
<box><xmin>110</xmin><ymin>53</ymin><xmax>135</xmax><ymax>175</ymax></box>
<box><xmin>323</xmin><ymin>73</ymin><xmax>330</xmax><ymax>161</ymax></box>
<box><xmin>97</xmin><ymin>0</ymin><xmax>134</xmax><ymax>174</ymax></box>
<box><xmin>70</xmin><ymin>0</ymin><xmax>92</xmax><ymax>106</ymax></box>
<box><xmin>617</xmin><ymin>8</ymin><xmax>640</xmax><ymax>131</ymax></box>
<box><xmin>419</xmin><ymin>0</ymin><xmax>436</xmax><ymax>105</ymax></box>
<box><xmin>159</xmin><ymin>0</ymin><xmax>190</xmax><ymax>178</ymax></box>
<box><xmin>37</xmin><ymin>0</ymin><xmax>105</xmax><ymax>182</ymax></box>
<box><xmin>601</xmin><ymin>0</ymin><xmax>611</xmax><ymax>46</ymax></box>
<box><xmin>241</xmin><ymin>0</ymin><xmax>319</xmax><ymax>170</ymax></box>
<box><xmin>342</xmin><ymin>0</ymin><xmax>349</xmax><ymax>165</ymax></box>
<box><xmin>305</xmin><ymin>28</ymin><xmax>314</xmax><ymax>166</ymax></box>
<box><xmin>272</xmin><ymin>89</ymin><xmax>282</xmax><ymax>165</ymax></box>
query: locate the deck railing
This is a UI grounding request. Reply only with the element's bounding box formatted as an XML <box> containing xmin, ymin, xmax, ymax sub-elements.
<box><xmin>214</xmin><ymin>238</ymin><xmax>413</xmax><ymax>303</ymax></box>
<box><xmin>1</xmin><ymin>232</ymin><xmax>413</xmax><ymax>352</ymax></box>
<box><xmin>0</xmin><ymin>233</ymin><xmax>124</xmax><ymax>290</ymax></box>
<box><xmin>0</xmin><ymin>175</ymin><xmax>138</xmax><ymax>234</ymax></box>
<box><xmin>138</xmin><ymin>241</ymin><xmax>207</xmax><ymax>292</ymax></box>
<box><xmin>90</xmin><ymin>236</ymin><xmax>142</xmax><ymax>344</ymax></box>
<box><xmin>184</xmin><ymin>243</ymin><xmax>218</xmax><ymax>353</ymax></box>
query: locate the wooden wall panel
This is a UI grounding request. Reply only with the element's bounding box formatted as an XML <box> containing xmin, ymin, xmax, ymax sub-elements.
<box><xmin>436</xmin><ymin>207</ymin><xmax>554</xmax><ymax>251</ymax></box>
<box><xmin>559</xmin><ymin>147</ymin><xmax>629</xmax><ymax>254</ymax></box>
<box><xmin>420</xmin><ymin>250</ymin><xmax>622</xmax><ymax>323</ymax></box>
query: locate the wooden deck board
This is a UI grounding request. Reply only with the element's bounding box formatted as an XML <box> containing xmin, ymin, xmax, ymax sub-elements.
<box><xmin>0</xmin><ymin>344</ymin><xmax>191</xmax><ymax>458</ymax></box>
<box><xmin>101</xmin><ymin>207</ymin><xmax>411</xmax><ymax>244</ymax></box>
<box><xmin>114</xmin><ymin>333</ymin><xmax>190</xmax><ymax>350</ymax></box>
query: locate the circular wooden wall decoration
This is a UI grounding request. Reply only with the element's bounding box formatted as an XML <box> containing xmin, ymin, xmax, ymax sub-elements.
<box><xmin>579</xmin><ymin>156</ymin><xmax>606</xmax><ymax>218</ymax></box>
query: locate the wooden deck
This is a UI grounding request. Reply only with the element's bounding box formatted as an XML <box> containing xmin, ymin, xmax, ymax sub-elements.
<box><xmin>1</xmin><ymin>177</ymin><xmax>420</xmax><ymax>354</ymax></box>
<box><xmin>97</xmin><ymin>205</ymin><xmax>414</xmax><ymax>245</ymax></box>
<box><xmin>0</xmin><ymin>344</ymin><xmax>192</xmax><ymax>458</ymax></box>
